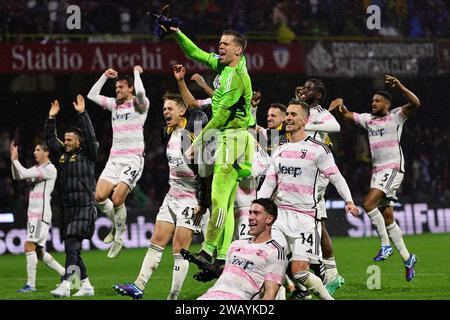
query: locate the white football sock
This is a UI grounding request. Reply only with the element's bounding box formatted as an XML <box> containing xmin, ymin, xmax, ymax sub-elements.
<box><xmin>386</xmin><ymin>222</ymin><xmax>410</xmax><ymax>261</ymax></box>
<box><xmin>134</xmin><ymin>243</ymin><xmax>164</xmax><ymax>291</ymax></box>
<box><xmin>293</xmin><ymin>270</ymin><xmax>333</xmax><ymax>300</ymax></box>
<box><xmin>114</xmin><ymin>204</ymin><xmax>127</xmax><ymax>241</ymax></box>
<box><xmin>168</xmin><ymin>253</ymin><xmax>189</xmax><ymax>299</ymax></box>
<box><xmin>323</xmin><ymin>257</ymin><xmax>339</xmax><ymax>283</ymax></box>
<box><xmin>98</xmin><ymin>198</ymin><xmax>115</xmax><ymax>221</ymax></box>
<box><xmin>26</xmin><ymin>251</ymin><xmax>38</xmax><ymax>288</ymax></box>
<box><xmin>367</xmin><ymin>208</ymin><xmax>390</xmax><ymax>246</ymax></box>
<box><xmin>42</xmin><ymin>252</ymin><xmax>65</xmax><ymax>276</ymax></box>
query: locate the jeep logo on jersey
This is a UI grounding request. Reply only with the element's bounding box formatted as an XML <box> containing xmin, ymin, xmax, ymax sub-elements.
<box><xmin>230</xmin><ymin>256</ymin><xmax>255</xmax><ymax>271</ymax></box>
<box><xmin>368</xmin><ymin>127</ymin><xmax>387</xmax><ymax>137</ymax></box>
<box><xmin>113</xmin><ymin>112</ymin><xmax>131</xmax><ymax>121</ymax></box>
<box><xmin>273</xmin><ymin>48</ymin><xmax>290</xmax><ymax>69</ymax></box>
<box><xmin>278</xmin><ymin>163</ymin><xmax>302</xmax><ymax>177</ymax></box>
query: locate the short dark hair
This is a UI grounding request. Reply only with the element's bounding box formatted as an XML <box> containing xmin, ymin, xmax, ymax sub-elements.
<box><xmin>116</xmin><ymin>75</ymin><xmax>134</xmax><ymax>88</ymax></box>
<box><xmin>163</xmin><ymin>92</ymin><xmax>188</xmax><ymax>110</ymax></box>
<box><xmin>37</xmin><ymin>143</ymin><xmax>49</xmax><ymax>152</ymax></box>
<box><xmin>65</xmin><ymin>126</ymin><xmax>83</xmax><ymax>140</ymax></box>
<box><xmin>222</xmin><ymin>30</ymin><xmax>247</xmax><ymax>52</ymax></box>
<box><xmin>251</xmin><ymin>198</ymin><xmax>278</xmax><ymax>223</ymax></box>
<box><xmin>268</xmin><ymin>103</ymin><xmax>287</xmax><ymax>114</ymax></box>
<box><xmin>307</xmin><ymin>79</ymin><xmax>326</xmax><ymax>102</ymax></box>
<box><xmin>288</xmin><ymin>98</ymin><xmax>310</xmax><ymax>117</ymax></box>
<box><xmin>374</xmin><ymin>91</ymin><xmax>393</xmax><ymax>104</ymax></box>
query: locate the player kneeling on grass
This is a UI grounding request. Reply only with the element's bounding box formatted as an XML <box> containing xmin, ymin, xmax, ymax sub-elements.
<box><xmin>113</xmin><ymin>93</ymin><xmax>211</xmax><ymax>300</ymax></box>
<box><xmin>197</xmin><ymin>198</ymin><xmax>287</xmax><ymax>300</ymax></box>
<box><xmin>11</xmin><ymin>142</ymin><xmax>65</xmax><ymax>293</ymax></box>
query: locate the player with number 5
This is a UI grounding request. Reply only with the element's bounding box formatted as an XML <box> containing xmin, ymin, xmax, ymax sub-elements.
<box><xmin>328</xmin><ymin>74</ymin><xmax>420</xmax><ymax>281</ymax></box>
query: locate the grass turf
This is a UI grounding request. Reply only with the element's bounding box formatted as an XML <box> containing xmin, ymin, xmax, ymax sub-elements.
<box><xmin>1</xmin><ymin>233</ymin><xmax>449</xmax><ymax>300</ymax></box>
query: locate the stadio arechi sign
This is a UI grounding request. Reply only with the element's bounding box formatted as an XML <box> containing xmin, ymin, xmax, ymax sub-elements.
<box><xmin>0</xmin><ymin>42</ymin><xmax>304</xmax><ymax>74</ymax></box>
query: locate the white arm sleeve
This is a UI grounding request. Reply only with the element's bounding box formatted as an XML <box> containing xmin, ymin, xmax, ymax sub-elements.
<box><xmin>305</xmin><ymin>116</ymin><xmax>340</xmax><ymax>133</ymax></box>
<box><xmin>87</xmin><ymin>74</ymin><xmax>108</xmax><ymax>107</ymax></box>
<box><xmin>133</xmin><ymin>70</ymin><xmax>147</xmax><ymax>105</ymax></box>
<box><xmin>11</xmin><ymin>162</ymin><xmax>19</xmax><ymax>180</ymax></box>
<box><xmin>328</xmin><ymin>172</ymin><xmax>353</xmax><ymax>203</ymax></box>
<box><xmin>258</xmin><ymin>159</ymin><xmax>277</xmax><ymax>199</ymax></box>
<box><xmin>11</xmin><ymin>160</ymin><xmax>48</xmax><ymax>181</ymax></box>
<box><xmin>306</xmin><ymin>109</ymin><xmax>340</xmax><ymax>133</ymax></box>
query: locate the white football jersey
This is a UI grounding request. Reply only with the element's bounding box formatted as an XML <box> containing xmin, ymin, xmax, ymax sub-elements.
<box><xmin>101</xmin><ymin>96</ymin><xmax>149</xmax><ymax>159</ymax></box>
<box><xmin>166</xmin><ymin>128</ymin><xmax>197</xmax><ymax>204</ymax></box>
<box><xmin>199</xmin><ymin>239</ymin><xmax>287</xmax><ymax>300</ymax></box>
<box><xmin>11</xmin><ymin>161</ymin><xmax>57</xmax><ymax>224</ymax></box>
<box><xmin>259</xmin><ymin>137</ymin><xmax>339</xmax><ymax>219</ymax></box>
<box><xmin>353</xmin><ymin>107</ymin><xmax>407</xmax><ymax>173</ymax></box>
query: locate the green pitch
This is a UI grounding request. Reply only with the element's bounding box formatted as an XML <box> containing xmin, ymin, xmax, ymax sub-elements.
<box><xmin>1</xmin><ymin>233</ymin><xmax>449</xmax><ymax>300</ymax></box>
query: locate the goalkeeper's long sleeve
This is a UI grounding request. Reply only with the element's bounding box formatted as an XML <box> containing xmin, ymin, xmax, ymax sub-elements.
<box><xmin>192</xmin><ymin>106</ymin><xmax>233</xmax><ymax>147</ymax></box>
<box><xmin>175</xmin><ymin>30</ymin><xmax>220</xmax><ymax>72</ymax></box>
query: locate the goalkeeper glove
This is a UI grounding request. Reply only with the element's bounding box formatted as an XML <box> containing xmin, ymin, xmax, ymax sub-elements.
<box><xmin>153</xmin><ymin>14</ymin><xmax>182</xmax><ymax>39</ymax></box>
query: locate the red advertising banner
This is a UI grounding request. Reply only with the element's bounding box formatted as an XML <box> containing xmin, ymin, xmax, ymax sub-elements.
<box><xmin>0</xmin><ymin>42</ymin><xmax>304</xmax><ymax>74</ymax></box>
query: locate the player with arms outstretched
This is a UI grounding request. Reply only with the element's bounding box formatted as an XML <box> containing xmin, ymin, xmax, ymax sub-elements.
<box><xmin>87</xmin><ymin>65</ymin><xmax>149</xmax><ymax>258</ymax></box>
<box><xmin>165</xmin><ymin>25</ymin><xmax>255</xmax><ymax>273</ymax></box>
<box><xmin>329</xmin><ymin>75</ymin><xmax>420</xmax><ymax>281</ymax></box>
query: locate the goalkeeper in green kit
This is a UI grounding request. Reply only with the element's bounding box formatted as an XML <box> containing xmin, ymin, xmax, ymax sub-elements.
<box><xmin>160</xmin><ymin>20</ymin><xmax>255</xmax><ymax>277</ymax></box>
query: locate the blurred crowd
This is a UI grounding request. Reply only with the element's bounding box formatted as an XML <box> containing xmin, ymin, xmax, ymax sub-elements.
<box><xmin>0</xmin><ymin>0</ymin><xmax>449</xmax><ymax>40</ymax></box>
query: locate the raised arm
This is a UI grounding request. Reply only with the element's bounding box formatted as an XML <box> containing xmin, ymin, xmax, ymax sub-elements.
<box><xmin>173</xmin><ymin>64</ymin><xmax>200</xmax><ymax>109</ymax></box>
<box><xmin>10</xmin><ymin>144</ymin><xmax>55</xmax><ymax>181</ymax></box>
<box><xmin>74</xmin><ymin>95</ymin><xmax>99</xmax><ymax>160</ymax></box>
<box><xmin>87</xmin><ymin>69</ymin><xmax>117</xmax><ymax>107</ymax></box>
<box><xmin>328</xmin><ymin>98</ymin><xmax>355</xmax><ymax>123</ymax></box>
<box><xmin>45</xmin><ymin>100</ymin><xmax>65</xmax><ymax>155</ymax></box>
<box><xmin>191</xmin><ymin>73</ymin><xmax>214</xmax><ymax>98</ymax></box>
<box><xmin>174</xmin><ymin>30</ymin><xmax>220</xmax><ymax>72</ymax></box>
<box><xmin>385</xmin><ymin>75</ymin><xmax>420</xmax><ymax>118</ymax></box>
<box><xmin>133</xmin><ymin>65</ymin><xmax>149</xmax><ymax>113</ymax></box>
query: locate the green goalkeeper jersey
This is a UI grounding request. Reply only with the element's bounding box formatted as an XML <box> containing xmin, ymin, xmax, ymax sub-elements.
<box><xmin>175</xmin><ymin>31</ymin><xmax>255</xmax><ymax>145</ymax></box>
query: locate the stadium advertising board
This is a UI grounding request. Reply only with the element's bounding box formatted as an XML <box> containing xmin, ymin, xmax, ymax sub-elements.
<box><xmin>305</xmin><ymin>41</ymin><xmax>437</xmax><ymax>77</ymax></box>
<box><xmin>1</xmin><ymin>202</ymin><xmax>449</xmax><ymax>255</ymax></box>
<box><xmin>0</xmin><ymin>43</ymin><xmax>304</xmax><ymax>74</ymax></box>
